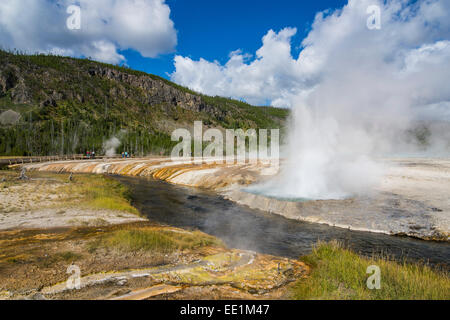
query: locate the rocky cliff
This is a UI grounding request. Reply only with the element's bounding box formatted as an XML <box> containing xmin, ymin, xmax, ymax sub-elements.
<box><xmin>0</xmin><ymin>50</ymin><xmax>288</xmax><ymax>156</ymax></box>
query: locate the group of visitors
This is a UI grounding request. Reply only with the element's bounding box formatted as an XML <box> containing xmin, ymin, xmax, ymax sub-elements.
<box><xmin>85</xmin><ymin>150</ymin><xmax>131</xmax><ymax>159</ymax></box>
<box><xmin>86</xmin><ymin>151</ymin><xmax>96</xmax><ymax>159</ymax></box>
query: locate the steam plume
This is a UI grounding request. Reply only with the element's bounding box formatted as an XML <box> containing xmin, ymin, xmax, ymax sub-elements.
<box><xmin>259</xmin><ymin>0</ymin><xmax>450</xmax><ymax>199</ymax></box>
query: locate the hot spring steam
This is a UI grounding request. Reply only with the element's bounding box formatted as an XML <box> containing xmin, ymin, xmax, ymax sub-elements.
<box><xmin>248</xmin><ymin>0</ymin><xmax>450</xmax><ymax>200</ymax></box>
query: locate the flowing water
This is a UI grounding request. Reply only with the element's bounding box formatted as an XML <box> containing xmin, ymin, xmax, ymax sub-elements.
<box><xmin>116</xmin><ymin>176</ymin><xmax>449</xmax><ymax>269</ymax></box>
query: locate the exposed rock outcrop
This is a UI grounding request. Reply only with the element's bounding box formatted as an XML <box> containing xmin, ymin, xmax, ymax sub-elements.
<box><xmin>86</xmin><ymin>65</ymin><xmax>227</xmax><ymax>116</ymax></box>
<box><xmin>0</xmin><ymin>109</ymin><xmax>21</xmax><ymax>125</ymax></box>
<box><xmin>0</xmin><ymin>51</ymin><xmax>288</xmax><ymax>156</ymax></box>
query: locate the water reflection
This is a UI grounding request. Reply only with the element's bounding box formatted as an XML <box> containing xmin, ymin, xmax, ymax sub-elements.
<box><xmin>116</xmin><ymin>176</ymin><xmax>450</xmax><ymax>270</ymax></box>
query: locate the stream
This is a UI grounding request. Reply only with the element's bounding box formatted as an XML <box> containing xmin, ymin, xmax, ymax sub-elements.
<box><xmin>116</xmin><ymin>176</ymin><xmax>449</xmax><ymax>269</ymax></box>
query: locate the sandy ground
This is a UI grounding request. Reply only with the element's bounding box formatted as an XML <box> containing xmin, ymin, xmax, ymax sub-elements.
<box><xmin>0</xmin><ymin>172</ymin><xmax>146</xmax><ymax>230</ymax></box>
<box><xmin>22</xmin><ymin>157</ymin><xmax>450</xmax><ymax>240</ymax></box>
<box><xmin>380</xmin><ymin>158</ymin><xmax>449</xmax><ymax>235</ymax></box>
<box><xmin>0</xmin><ymin>207</ymin><xmax>146</xmax><ymax>231</ymax></box>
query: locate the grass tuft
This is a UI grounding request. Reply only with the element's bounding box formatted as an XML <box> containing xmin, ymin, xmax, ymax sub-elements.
<box><xmin>61</xmin><ymin>174</ymin><xmax>139</xmax><ymax>215</ymax></box>
<box><xmin>289</xmin><ymin>241</ymin><xmax>450</xmax><ymax>300</ymax></box>
<box><xmin>89</xmin><ymin>227</ymin><xmax>224</xmax><ymax>254</ymax></box>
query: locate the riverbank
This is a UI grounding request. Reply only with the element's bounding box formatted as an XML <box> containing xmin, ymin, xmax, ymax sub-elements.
<box><xmin>288</xmin><ymin>242</ymin><xmax>450</xmax><ymax>300</ymax></box>
<box><xmin>0</xmin><ymin>170</ymin><xmax>308</xmax><ymax>300</ymax></box>
<box><xmin>22</xmin><ymin>157</ymin><xmax>450</xmax><ymax>240</ymax></box>
<box><xmin>1</xmin><ymin>170</ymin><xmax>448</xmax><ymax>300</ymax></box>
<box><xmin>0</xmin><ymin>170</ymin><xmax>145</xmax><ymax>230</ymax></box>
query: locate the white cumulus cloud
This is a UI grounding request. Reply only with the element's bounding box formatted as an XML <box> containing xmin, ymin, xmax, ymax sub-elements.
<box><xmin>171</xmin><ymin>0</ymin><xmax>450</xmax><ymax>116</ymax></box>
<box><xmin>171</xmin><ymin>0</ymin><xmax>450</xmax><ymax>200</ymax></box>
<box><xmin>171</xmin><ymin>27</ymin><xmax>306</xmax><ymax>108</ymax></box>
<box><xmin>270</xmin><ymin>0</ymin><xmax>450</xmax><ymax>199</ymax></box>
<box><xmin>0</xmin><ymin>0</ymin><xmax>177</xmax><ymax>64</ymax></box>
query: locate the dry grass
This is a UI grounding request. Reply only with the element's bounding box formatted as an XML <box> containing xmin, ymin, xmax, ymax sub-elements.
<box><xmin>89</xmin><ymin>227</ymin><xmax>224</xmax><ymax>254</ymax></box>
<box><xmin>289</xmin><ymin>241</ymin><xmax>450</xmax><ymax>300</ymax></box>
<box><xmin>0</xmin><ymin>170</ymin><xmax>139</xmax><ymax>217</ymax></box>
<box><xmin>57</xmin><ymin>174</ymin><xmax>139</xmax><ymax>215</ymax></box>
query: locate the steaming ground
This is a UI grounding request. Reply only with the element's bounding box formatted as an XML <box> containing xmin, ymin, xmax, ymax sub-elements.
<box><xmin>229</xmin><ymin>157</ymin><xmax>450</xmax><ymax>240</ymax></box>
<box><xmin>23</xmin><ymin>156</ymin><xmax>450</xmax><ymax>241</ymax></box>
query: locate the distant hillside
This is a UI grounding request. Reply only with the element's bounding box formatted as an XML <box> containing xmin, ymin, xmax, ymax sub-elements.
<box><xmin>0</xmin><ymin>50</ymin><xmax>288</xmax><ymax>156</ymax></box>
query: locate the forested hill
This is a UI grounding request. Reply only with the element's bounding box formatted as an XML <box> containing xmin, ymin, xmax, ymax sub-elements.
<box><xmin>0</xmin><ymin>50</ymin><xmax>288</xmax><ymax>156</ymax></box>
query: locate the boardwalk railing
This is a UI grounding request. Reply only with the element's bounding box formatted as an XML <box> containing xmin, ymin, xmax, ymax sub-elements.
<box><xmin>0</xmin><ymin>155</ymin><xmax>127</xmax><ymax>167</ymax></box>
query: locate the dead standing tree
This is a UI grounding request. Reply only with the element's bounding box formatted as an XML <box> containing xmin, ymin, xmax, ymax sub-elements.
<box><xmin>18</xmin><ymin>168</ymin><xmax>29</xmax><ymax>180</ymax></box>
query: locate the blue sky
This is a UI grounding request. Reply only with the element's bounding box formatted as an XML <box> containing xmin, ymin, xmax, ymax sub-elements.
<box><xmin>1</xmin><ymin>0</ymin><xmax>448</xmax><ymax>115</ymax></box>
<box><xmin>123</xmin><ymin>0</ymin><xmax>347</xmax><ymax>79</ymax></box>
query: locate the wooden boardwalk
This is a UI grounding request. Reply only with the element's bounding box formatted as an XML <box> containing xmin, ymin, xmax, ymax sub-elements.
<box><xmin>0</xmin><ymin>155</ymin><xmax>123</xmax><ymax>168</ymax></box>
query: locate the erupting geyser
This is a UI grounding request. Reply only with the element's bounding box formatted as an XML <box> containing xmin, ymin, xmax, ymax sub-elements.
<box><xmin>252</xmin><ymin>0</ymin><xmax>450</xmax><ymax>200</ymax></box>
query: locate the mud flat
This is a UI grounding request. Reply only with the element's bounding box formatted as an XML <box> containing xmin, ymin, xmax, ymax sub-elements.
<box><xmin>23</xmin><ymin>157</ymin><xmax>450</xmax><ymax>241</ymax></box>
